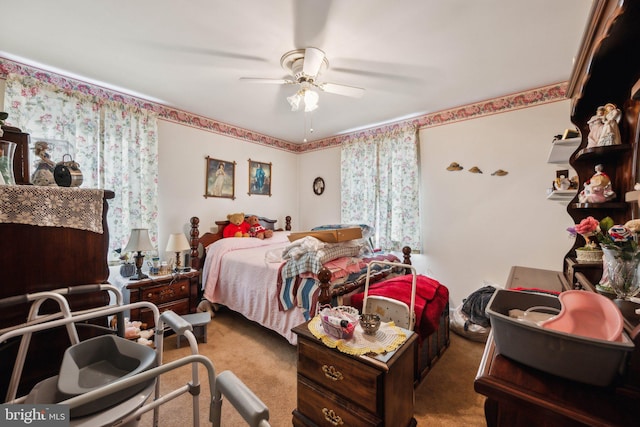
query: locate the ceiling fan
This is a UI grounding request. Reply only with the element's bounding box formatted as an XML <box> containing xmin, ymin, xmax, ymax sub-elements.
<box><xmin>240</xmin><ymin>47</ymin><xmax>365</xmax><ymax>112</ymax></box>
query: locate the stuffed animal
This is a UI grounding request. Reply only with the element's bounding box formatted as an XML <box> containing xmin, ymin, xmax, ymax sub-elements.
<box><xmin>223</xmin><ymin>212</ymin><xmax>250</xmax><ymax>238</ymax></box>
<box><xmin>247</xmin><ymin>215</ymin><xmax>273</xmax><ymax>239</ymax></box>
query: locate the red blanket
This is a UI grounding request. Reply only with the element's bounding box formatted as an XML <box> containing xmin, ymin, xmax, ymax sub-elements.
<box><xmin>351</xmin><ymin>274</ymin><xmax>449</xmax><ymax>342</ymax></box>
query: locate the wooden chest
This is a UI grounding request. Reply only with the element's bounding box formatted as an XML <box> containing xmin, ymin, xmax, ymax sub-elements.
<box><xmin>292</xmin><ymin>322</ymin><xmax>417</xmax><ymax>427</ymax></box>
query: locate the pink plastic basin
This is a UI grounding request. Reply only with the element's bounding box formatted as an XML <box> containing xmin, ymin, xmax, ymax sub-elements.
<box><xmin>540</xmin><ymin>290</ymin><xmax>623</xmax><ymax>342</ymax></box>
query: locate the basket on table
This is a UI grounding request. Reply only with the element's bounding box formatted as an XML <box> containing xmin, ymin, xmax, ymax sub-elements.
<box><xmin>320</xmin><ymin>306</ymin><xmax>358</xmax><ymax>339</ymax></box>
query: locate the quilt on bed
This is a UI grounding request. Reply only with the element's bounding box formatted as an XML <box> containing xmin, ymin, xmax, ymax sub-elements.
<box><xmin>276</xmin><ymin>250</ymin><xmax>402</xmax><ymax>320</ymax></box>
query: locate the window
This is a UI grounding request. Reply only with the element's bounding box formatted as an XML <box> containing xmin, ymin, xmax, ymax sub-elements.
<box><xmin>4</xmin><ymin>73</ymin><xmax>159</xmax><ymax>255</ymax></box>
<box><xmin>341</xmin><ymin>124</ymin><xmax>421</xmax><ymax>252</ymax></box>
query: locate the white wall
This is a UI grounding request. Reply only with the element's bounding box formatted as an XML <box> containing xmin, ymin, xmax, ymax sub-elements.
<box><xmin>418</xmin><ymin>100</ymin><xmax>576</xmax><ymax>306</ymax></box>
<box><xmin>296</xmin><ymin>147</ymin><xmax>341</xmax><ymax>231</ymax></box>
<box><xmin>156</xmin><ymin>120</ymin><xmax>299</xmax><ymax>260</ymax></box>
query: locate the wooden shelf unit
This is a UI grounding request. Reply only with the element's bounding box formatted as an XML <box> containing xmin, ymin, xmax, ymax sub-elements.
<box><xmin>563</xmin><ymin>0</ymin><xmax>640</xmax><ymax>286</ymax></box>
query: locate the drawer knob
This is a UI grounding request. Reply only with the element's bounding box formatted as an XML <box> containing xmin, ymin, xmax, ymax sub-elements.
<box><xmin>321</xmin><ymin>365</ymin><xmax>343</xmax><ymax>381</ymax></box>
<box><xmin>181</xmin><ymin>285</ymin><xmax>185</xmax><ymax>291</ymax></box>
<box><xmin>322</xmin><ymin>408</ymin><xmax>344</xmax><ymax>426</ymax></box>
<box><xmin>147</xmin><ymin>293</ymin><xmax>152</xmax><ymax>298</ymax></box>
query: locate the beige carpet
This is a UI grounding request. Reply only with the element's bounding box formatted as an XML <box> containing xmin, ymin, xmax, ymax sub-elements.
<box><xmin>138</xmin><ymin>308</ymin><xmax>487</xmax><ymax>426</ymax></box>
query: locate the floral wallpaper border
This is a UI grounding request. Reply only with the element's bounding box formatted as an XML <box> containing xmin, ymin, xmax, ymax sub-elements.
<box><xmin>0</xmin><ymin>57</ymin><xmax>566</xmax><ymax>154</ymax></box>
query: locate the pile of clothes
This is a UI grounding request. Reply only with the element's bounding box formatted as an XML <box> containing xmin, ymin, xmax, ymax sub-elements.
<box><xmin>450</xmin><ymin>284</ymin><xmax>498</xmax><ymax>342</ymax></box>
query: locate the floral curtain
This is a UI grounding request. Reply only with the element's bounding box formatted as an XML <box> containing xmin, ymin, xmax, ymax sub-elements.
<box><xmin>4</xmin><ymin>73</ymin><xmax>159</xmax><ymax>254</ymax></box>
<box><xmin>341</xmin><ymin>124</ymin><xmax>421</xmax><ymax>252</ymax></box>
<box><xmin>102</xmin><ymin>102</ymin><xmax>159</xmax><ymax>253</ymax></box>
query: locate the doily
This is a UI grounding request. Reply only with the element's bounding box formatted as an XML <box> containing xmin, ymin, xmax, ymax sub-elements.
<box><xmin>308</xmin><ymin>315</ymin><xmax>407</xmax><ymax>356</ymax></box>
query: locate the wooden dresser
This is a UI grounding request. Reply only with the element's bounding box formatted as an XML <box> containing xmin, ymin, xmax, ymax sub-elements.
<box><xmin>0</xmin><ymin>186</ymin><xmax>114</xmax><ymax>398</ymax></box>
<box><xmin>126</xmin><ymin>270</ymin><xmax>200</xmax><ymax>328</ymax></box>
<box><xmin>292</xmin><ymin>322</ymin><xmax>417</xmax><ymax>427</ymax></box>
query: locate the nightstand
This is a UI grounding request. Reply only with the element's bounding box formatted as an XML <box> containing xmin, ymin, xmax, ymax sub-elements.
<box><xmin>292</xmin><ymin>322</ymin><xmax>417</xmax><ymax>427</ymax></box>
<box><xmin>126</xmin><ymin>270</ymin><xmax>200</xmax><ymax>328</ymax></box>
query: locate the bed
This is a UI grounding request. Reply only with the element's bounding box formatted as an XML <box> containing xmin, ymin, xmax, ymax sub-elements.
<box><xmin>189</xmin><ymin>215</ymin><xmax>450</xmax><ymax>383</ymax></box>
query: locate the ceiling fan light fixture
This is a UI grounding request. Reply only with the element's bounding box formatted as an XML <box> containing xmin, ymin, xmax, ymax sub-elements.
<box><xmin>286</xmin><ymin>91</ymin><xmax>302</xmax><ymax>111</ymax></box>
<box><xmin>303</xmin><ymin>89</ymin><xmax>319</xmax><ymax>112</ymax></box>
<box><xmin>287</xmin><ymin>88</ymin><xmax>319</xmax><ymax>112</ymax></box>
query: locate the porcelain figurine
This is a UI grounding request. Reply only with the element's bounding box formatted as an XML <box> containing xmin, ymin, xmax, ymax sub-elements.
<box><xmin>578</xmin><ymin>164</ymin><xmax>616</xmax><ymax>203</ymax></box>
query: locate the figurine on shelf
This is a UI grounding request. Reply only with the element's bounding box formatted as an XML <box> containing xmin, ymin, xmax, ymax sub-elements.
<box><xmin>554</xmin><ymin>174</ymin><xmax>571</xmax><ymax>191</ymax></box>
<box><xmin>597</xmin><ymin>103</ymin><xmax>622</xmax><ymax>146</ymax></box>
<box><xmin>30</xmin><ymin>141</ymin><xmax>56</xmax><ymax>186</ymax></box>
<box><xmin>578</xmin><ymin>164</ymin><xmax>616</xmax><ymax>203</ymax></box>
<box><xmin>586</xmin><ymin>105</ymin><xmax>606</xmax><ymax>148</ymax></box>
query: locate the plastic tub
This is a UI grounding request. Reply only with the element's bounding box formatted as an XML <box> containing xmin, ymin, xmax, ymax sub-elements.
<box><xmin>486</xmin><ymin>289</ymin><xmax>635</xmax><ymax>386</ymax></box>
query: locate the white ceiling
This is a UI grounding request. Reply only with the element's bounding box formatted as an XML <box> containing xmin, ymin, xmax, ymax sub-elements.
<box><xmin>0</xmin><ymin>0</ymin><xmax>593</xmax><ymax>144</ymax></box>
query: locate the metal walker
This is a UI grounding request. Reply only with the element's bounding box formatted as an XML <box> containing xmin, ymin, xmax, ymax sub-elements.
<box><xmin>0</xmin><ymin>284</ymin><xmax>271</xmax><ymax>427</ymax></box>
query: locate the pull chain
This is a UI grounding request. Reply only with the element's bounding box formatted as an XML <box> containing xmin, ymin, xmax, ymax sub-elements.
<box><xmin>303</xmin><ymin>112</ymin><xmax>315</xmax><ymax>143</ymax></box>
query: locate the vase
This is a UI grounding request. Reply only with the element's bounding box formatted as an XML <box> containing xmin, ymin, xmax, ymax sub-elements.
<box><xmin>0</xmin><ymin>140</ymin><xmax>16</xmax><ymax>185</ymax></box>
<box><xmin>602</xmin><ymin>247</ymin><xmax>640</xmax><ymax>300</ymax></box>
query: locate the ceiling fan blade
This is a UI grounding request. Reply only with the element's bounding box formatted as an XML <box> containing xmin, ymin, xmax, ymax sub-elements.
<box><xmin>318</xmin><ymin>82</ymin><xmax>365</xmax><ymax>98</ymax></box>
<box><xmin>303</xmin><ymin>47</ymin><xmax>325</xmax><ymax>77</ymax></box>
<box><xmin>239</xmin><ymin>77</ymin><xmax>294</xmax><ymax>85</ymax></box>
<box><xmin>135</xmin><ymin>40</ymin><xmax>270</xmax><ymax>64</ymax></box>
<box><xmin>293</xmin><ymin>0</ymin><xmax>333</xmax><ymax>48</ymax></box>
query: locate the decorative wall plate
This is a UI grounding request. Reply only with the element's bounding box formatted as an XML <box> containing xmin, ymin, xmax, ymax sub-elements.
<box><xmin>313</xmin><ymin>177</ymin><xmax>325</xmax><ymax>195</ymax></box>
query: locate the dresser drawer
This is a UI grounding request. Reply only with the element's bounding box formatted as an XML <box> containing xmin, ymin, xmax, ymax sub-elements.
<box><xmin>141</xmin><ymin>279</ymin><xmax>190</xmax><ymax>305</ymax></box>
<box><xmin>298</xmin><ymin>338</ymin><xmax>381</xmax><ymax>415</ymax></box>
<box><xmin>297</xmin><ymin>375</ymin><xmax>380</xmax><ymax>427</ymax></box>
<box><xmin>137</xmin><ymin>298</ymin><xmax>190</xmax><ymax>328</ymax></box>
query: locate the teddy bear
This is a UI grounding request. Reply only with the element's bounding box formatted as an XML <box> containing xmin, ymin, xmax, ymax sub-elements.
<box><xmin>247</xmin><ymin>215</ymin><xmax>273</xmax><ymax>239</ymax></box>
<box><xmin>223</xmin><ymin>212</ymin><xmax>250</xmax><ymax>238</ymax></box>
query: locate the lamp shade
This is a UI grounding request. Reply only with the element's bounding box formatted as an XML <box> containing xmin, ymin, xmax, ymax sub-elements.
<box><xmin>166</xmin><ymin>233</ymin><xmax>190</xmax><ymax>253</ymax></box>
<box><xmin>286</xmin><ymin>88</ymin><xmax>319</xmax><ymax>112</ymax></box>
<box><xmin>123</xmin><ymin>228</ymin><xmax>154</xmax><ymax>253</ymax></box>
<box><xmin>303</xmin><ymin>89</ymin><xmax>319</xmax><ymax>112</ymax></box>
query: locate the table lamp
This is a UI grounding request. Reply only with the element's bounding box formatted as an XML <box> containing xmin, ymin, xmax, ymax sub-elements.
<box><xmin>166</xmin><ymin>232</ymin><xmax>191</xmax><ymax>272</ymax></box>
<box><xmin>123</xmin><ymin>228</ymin><xmax>155</xmax><ymax>280</ymax></box>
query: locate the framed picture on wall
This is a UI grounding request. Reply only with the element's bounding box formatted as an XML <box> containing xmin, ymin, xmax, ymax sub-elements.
<box><xmin>204</xmin><ymin>156</ymin><xmax>236</xmax><ymax>199</ymax></box>
<box><xmin>248</xmin><ymin>159</ymin><xmax>271</xmax><ymax>196</ymax></box>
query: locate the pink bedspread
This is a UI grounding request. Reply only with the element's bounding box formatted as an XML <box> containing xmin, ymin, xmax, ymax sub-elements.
<box><xmin>202</xmin><ymin>232</ymin><xmax>307</xmax><ymax>345</ymax></box>
<box><xmin>350</xmin><ymin>274</ymin><xmax>449</xmax><ymax>342</ymax></box>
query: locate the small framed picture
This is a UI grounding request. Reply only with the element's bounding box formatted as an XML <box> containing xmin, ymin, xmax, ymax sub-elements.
<box><xmin>248</xmin><ymin>159</ymin><xmax>271</xmax><ymax>196</ymax></box>
<box><xmin>204</xmin><ymin>156</ymin><xmax>236</xmax><ymax>199</ymax></box>
<box><xmin>313</xmin><ymin>177</ymin><xmax>325</xmax><ymax>195</ymax></box>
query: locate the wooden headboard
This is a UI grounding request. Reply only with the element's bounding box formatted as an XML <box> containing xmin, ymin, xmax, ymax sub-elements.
<box><xmin>189</xmin><ymin>215</ymin><xmax>292</xmax><ymax>270</ymax></box>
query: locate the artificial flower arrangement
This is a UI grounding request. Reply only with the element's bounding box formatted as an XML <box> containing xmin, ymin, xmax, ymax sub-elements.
<box><xmin>568</xmin><ymin>216</ymin><xmax>640</xmax><ymax>254</ymax></box>
<box><xmin>568</xmin><ymin>216</ymin><xmax>610</xmax><ymax>263</ymax></box>
<box><xmin>569</xmin><ymin>216</ymin><xmax>640</xmax><ymax>298</ymax></box>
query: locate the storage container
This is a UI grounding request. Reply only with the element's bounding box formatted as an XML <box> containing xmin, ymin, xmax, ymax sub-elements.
<box><xmin>288</xmin><ymin>227</ymin><xmax>362</xmax><ymax>243</ymax></box>
<box><xmin>486</xmin><ymin>289</ymin><xmax>635</xmax><ymax>386</ymax></box>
